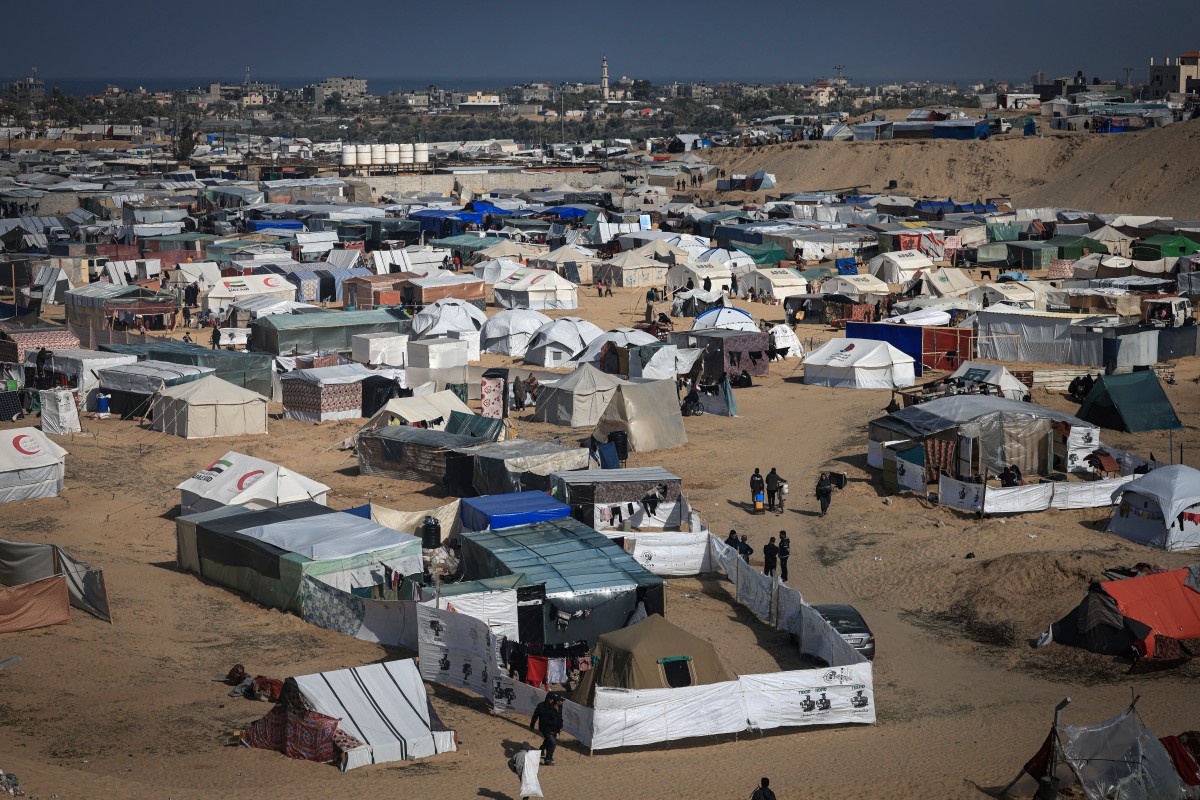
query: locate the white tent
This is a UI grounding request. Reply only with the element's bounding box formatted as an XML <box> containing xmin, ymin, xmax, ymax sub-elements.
<box><xmin>577</xmin><ymin>328</ymin><xmax>659</xmax><ymax>363</ymax></box>
<box><xmin>472</xmin><ymin>257</ymin><xmax>524</xmax><ymax>285</ymax></box>
<box><xmin>177</xmin><ymin>451</ymin><xmax>330</xmax><ymax>514</ymax></box>
<box><xmin>360</xmin><ymin>390</ymin><xmax>472</xmax><ymax>431</ymax></box>
<box><xmin>533</xmin><ymin>363</ymin><xmax>625</xmax><ymax>427</ymax></box>
<box><xmin>411</xmin><ymin>298</ymin><xmax>488</xmax><ymax>339</ymax></box>
<box><xmin>803</xmin><ymin>339</ymin><xmax>915</xmax><ymax>389</ymax></box>
<box><xmin>481</xmin><ymin>309</ymin><xmax>552</xmax><ymax>356</ymax></box>
<box><xmin>492</xmin><ymin>269</ymin><xmax>579</xmax><ymax>310</ymax></box>
<box><xmin>286</xmin><ymin>659</ymin><xmax>457</xmax><ymax>769</ymax></box>
<box><xmin>1108</xmin><ymin>465</ymin><xmax>1200</xmax><ymax>551</ymax></box>
<box><xmin>741</xmin><ymin>267</ymin><xmax>809</xmax><ymax>301</ymax></box>
<box><xmin>948</xmin><ymin>361</ymin><xmax>1030</xmax><ymax>401</ymax></box>
<box><xmin>868</xmin><ymin>250</ymin><xmax>934</xmax><ymax>285</ymax></box>
<box><xmin>203</xmin><ymin>274</ymin><xmax>296</xmax><ymax>314</ymax></box>
<box><xmin>525</xmin><ymin>316</ymin><xmax>604</xmax><ymax>367</ymax></box>
<box><xmin>666</xmin><ymin>261</ymin><xmax>733</xmax><ymax>292</ymax></box>
<box><xmin>768</xmin><ymin>324</ymin><xmax>804</xmax><ymax>359</ymax></box>
<box><xmin>820</xmin><ymin>274</ymin><xmax>890</xmax><ymax>300</ymax></box>
<box><xmin>692</xmin><ymin>306</ymin><xmax>758</xmax><ymax>332</ymax></box>
<box><xmin>150</xmin><ymin>375</ymin><xmax>269</xmax><ymax>439</ymax></box>
<box><xmin>0</xmin><ymin>428</ymin><xmax>67</xmax><ymax>503</ymax></box>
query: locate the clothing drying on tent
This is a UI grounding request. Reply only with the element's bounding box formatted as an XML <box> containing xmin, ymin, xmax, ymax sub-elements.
<box><xmin>1108</xmin><ymin>465</ymin><xmax>1200</xmax><ymax>552</ymax></box>
<box><xmin>803</xmin><ymin>339</ymin><xmax>915</xmax><ymax>389</ymax></box>
<box><xmin>177</xmin><ymin>451</ymin><xmax>330</xmax><ymax>515</ymax></box>
<box><xmin>480</xmin><ymin>309</ymin><xmax>551</xmax><ymax>357</ymax></box>
<box><xmin>523</xmin><ymin>316</ymin><xmax>604</xmax><ymax>367</ymax></box>
<box><xmin>410</xmin><ymin>298</ymin><xmax>487</xmax><ymax>339</ymax></box>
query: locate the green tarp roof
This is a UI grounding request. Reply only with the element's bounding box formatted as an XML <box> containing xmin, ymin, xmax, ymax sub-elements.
<box><xmin>1078</xmin><ymin>371</ymin><xmax>1182</xmax><ymax>433</ymax></box>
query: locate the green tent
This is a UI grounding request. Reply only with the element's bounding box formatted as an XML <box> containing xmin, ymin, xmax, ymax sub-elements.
<box><xmin>733</xmin><ymin>241</ymin><xmax>789</xmax><ymax>265</ymax></box>
<box><xmin>1133</xmin><ymin>234</ymin><xmax>1200</xmax><ymax>260</ymax></box>
<box><xmin>1078</xmin><ymin>371</ymin><xmax>1182</xmax><ymax>433</ymax></box>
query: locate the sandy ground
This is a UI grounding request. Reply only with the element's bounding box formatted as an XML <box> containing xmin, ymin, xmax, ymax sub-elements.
<box><xmin>705</xmin><ymin>120</ymin><xmax>1200</xmax><ymax>218</ymax></box>
<box><xmin>3</xmin><ymin>286</ymin><xmax>1200</xmax><ymax>800</ymax></box>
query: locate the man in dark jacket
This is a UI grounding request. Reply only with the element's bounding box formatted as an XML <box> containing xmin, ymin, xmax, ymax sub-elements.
<box><xmin>749</xmin><ymin>468</ymin><xmax>765</xmax><ymax>510</ymax></box>
<box><xmin>762</xmin><ymin>536</ymin><xmax>779</xmax><ymax>577</ymax></box>
<box><xmin>530</xmin><ymin>693</ymin><xmax>564</xmax><ymax>765</ymax></box>
<box><xmin>778</xmin><ymin>531</ymin><xmax>791</xmax><ymax>582</ymax></box>
<box><xmin>765</xmin><ymin>468</ymin><xmax>786</xmax><ymax>513</ymax></box>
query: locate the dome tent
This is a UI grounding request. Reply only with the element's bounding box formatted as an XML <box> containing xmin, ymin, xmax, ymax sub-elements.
<box><xmin>480</xmin><ymin>309</ymin><xmax>551</xmax><ymax>356</ymax></box>
<box><xmin>411</xmin><ymin>297</ymin><xmax>487</xmax><ymax>339</ymax></box>
<box><xmin>524</xmin><ymin>316</ymin><xmax>604</xmax><ymax>367</ymax></box>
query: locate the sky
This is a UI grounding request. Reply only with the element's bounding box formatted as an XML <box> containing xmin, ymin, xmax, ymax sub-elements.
<box><xmin>4</xmin><ymin>0</ymin><xmax>1200</xmax><ymax>89</ymax></box>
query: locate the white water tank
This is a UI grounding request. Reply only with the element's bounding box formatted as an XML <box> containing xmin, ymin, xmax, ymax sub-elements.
<box><xmin>341</xmin><ymin>146</ymin><xmax>357</xmax><ymax>166</ymax></box>
<box><xmin>370</xmin><ymin>144</ymin><xmax>386</xmax><ymax>165</ymax></box>
<box><xmin>384</xmin><ymin>143</ymin><xmax>400</xmax><ymax>165</ymax></box>
<box><xmin>399</xmin><ymin>143</ymin><xmax>415</xmax><ymax>164</ymax></box>
<box><xmin>414</xmin><ymin>142</ymin><xmax>430</xmax><ymax>164</ymax></box>
<box><xmin>356</xmin><ymin>144</ymin><xmax>372</xmax><ymax>166</ymax></box>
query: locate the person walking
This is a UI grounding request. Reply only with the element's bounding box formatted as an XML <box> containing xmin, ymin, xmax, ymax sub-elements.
<box><xmin>749</xmin><ymin>468</ymin><xmax>765</xmax><ymax>512</ymax></box>
<box><xmin>778</xmin><ymin>531</ymin><xmax>791</xmax><ymax>582</ymax></box>
<box><xmin>210</xmin><ymin>323</ymin><xmax>221</xmax><ymax>350</ymax></box>
<box><xmin>765</xmin><ymin>468</ymin><xmax>786</xmax><ymax>513</ymax></box>
<box><xmin>762</xmin><ymin>536</ymin><xmax>779</xmax><ymax>577</ymax></box>
<box><xmin>815</xmin><ymin>472</ymin><xmax>833</xmax><ymax>517</ymax></box>
<box><xmin>530</xmin><ymin>693</ymin><xmax>564</xmax><ymax>765</ymax></box>
<box><xmin>751</xmin><ymin>777</ymin><xmax>778</xmax><ymax>800</ymax></box>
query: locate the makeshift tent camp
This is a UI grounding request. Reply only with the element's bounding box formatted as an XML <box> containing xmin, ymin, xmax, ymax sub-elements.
<box><xmin>150</xmin><ymin>375</ymin><xmax>269</xmax><ymax>439</ymax></box>
<box><xmin>740</xmin><ymin>267</ymin><xmax>810</xmax><ymax>302</ymax></box>
<box><xmin>472</xmin><ymin>257</ymin><xmax>523</xmax><ymax>285</ymax></box>
<box><xmin>1078</xmin><ymin>372</ymin><xmax>1182</xmax><ymax>433</ymax></box>
<box><xmin>177</xmin><ymin>452</ymin><xmax>330</xmax><ymax>515</ymax></box>
<box><xmin>480</xmin><ymin>309</ymin><xmax>551</xmax><ymax>356</ymax></box>
<box><xmin>410</xmin><ymin>298</ymin><xmax>487</xmax><ymax>339</ymax></box>
<box><xmin>461</xmin><ymin>491</ymin><xmax>571</xmax><ymax>531</ymax></box>
<box><xmin>1108</xmin><ymin>466</ymin><xmax>1200</xmax><ymax>552</ymax></box>
<box><xmin>868</xmin><ymin>250</ymin><xmax>934</xmax><ymax>285</ymax></box>
<box><xmin>1052</xmin><ymin>566</ymin><xmax>1200</xmax><ymax>658</ymax></box>
<box><xmin>280</xmin><ymin>364</ymin><xmax>373</xmax><ymax>422</ymax></box>
<box><xmin>0</xmin><ymin>428</ymin><xmax>67</xmax><ymax>502</ymax></box>
<box><xmin>0</xmin><ymin>538</ymin><xmax>111</xmax><ymax>631</ymax></box>
<box><xmin>803</xmin><ymin>339</ymin><xmax>915</xmax><ymax>389</ymax></box>
<box><xmin>203</xmin><ymin>274</ymin><xmax>296</xmax><ymax>314</ymax></box>
<box><xmin>458</xmin><ymin>518</ymin><xmax>664</xmax><ymax>645</ymax></box>
<box><xmin>492</xmin><ymin>269</ymin><xmax>579</xmax><ymax>310</ymax></box>
<box><xmin>593</xmin><ymin>379</ymin><xmax>688</xmax><ymax>453</ymax></box>
<box><xmin>241</xmin><ymin>659</ymin><xmax>457</xmax><ymax>770</ymax></box>
<box><xmin>820</xmin><ymin>274</ymin><xmax>890</xmax><ymax>300</ymax></box>
<box><xmin>361</xmin><ymin>390</ymin><xmax>473</xmax><ymax>432</ymax></box>
<box><xmin>552</xmin><ymin>467</ymin><xmax>684</xmax><ymax>531</ymax></box>
<box><xmin>949</xmin><ymin>361</ymin><xmax>1030</xmax><ymax>401</ymax></box>
<box><xmin>533</xmin><ymin>363</ymin><xmax>625</xmax><ymax>427</ymax></box>
<box><xmin>691</xmin><ymin>306</ymin><xmax>758</xmax><ymax>332</ymax></box>
<box><xmin>524</xmin><ymin>316</ymin><xmax>604</xmax><ymax>367</ymax></box>
<box><xmin>571</xmin><ymin>613</ymin><xmax>735</xmax><ymax>706</ymax></box>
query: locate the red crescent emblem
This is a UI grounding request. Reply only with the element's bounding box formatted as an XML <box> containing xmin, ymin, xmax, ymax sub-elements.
<box><xmin>12</xmin><ymin>434</ymin><xmax>41</xmax><ymax>456</ymax></box>
<box><xmin>237</xmin><ymin>470</ymin><xmax>265</xmax><ymax>490</ymax></box>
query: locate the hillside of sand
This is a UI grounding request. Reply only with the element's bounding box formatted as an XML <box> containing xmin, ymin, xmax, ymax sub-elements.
<box><xmin>707</xmin><ymin>119</ymin><xmax>1200</xmax><ymax>217</ymax></box>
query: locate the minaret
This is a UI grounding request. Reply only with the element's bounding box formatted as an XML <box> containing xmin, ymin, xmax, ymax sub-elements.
<box><xmin>601</xmin><ymin>56</ymin><xmax>610</xmax><ymax>101</ymax></box>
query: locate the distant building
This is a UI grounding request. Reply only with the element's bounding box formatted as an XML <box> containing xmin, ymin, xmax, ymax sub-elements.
<box><xmin>1147</xmin><ymin>52</ymin><xmax>1200</xmax><ymax>99</ymax></box>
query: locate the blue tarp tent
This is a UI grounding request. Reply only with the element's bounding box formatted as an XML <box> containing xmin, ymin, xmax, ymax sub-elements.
<box><xmin>461</xmin><ymin>491</ymin><xmax>571</xmax><ymax>531</ymax></box>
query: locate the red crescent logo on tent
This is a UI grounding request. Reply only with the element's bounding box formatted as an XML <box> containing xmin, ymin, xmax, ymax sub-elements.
<box><xmin>12</xmin><ymin>434</ymin><xmax>41</xmax><ymax>456</ymax></box>
<box><xmin>237</xmin><ymin>470</ymin><xmax>265</xmax><ymax>490</ymax></box>
<box><xmin>263</xmin><ymin>277</ymin><xmax>279</xmax><ymax>287</ymax></box>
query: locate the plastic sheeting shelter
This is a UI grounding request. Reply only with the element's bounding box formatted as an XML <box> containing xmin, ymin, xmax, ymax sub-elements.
<box><xmin>0</xmin><ymin>539</ymin><xmax>110</xmax><ymax>632</ymax></box>
<box><xmin>524</xmin><ymin>317</ymin><xmax>604</xmax><ymax>367</ymax></box>
<box><xmin>593</xmin><ymin>380</ymin><xmax>688</xmax><ymax>453</ymax></box>
<box><xmin>0</xmin><ymin>428</ymin><xmax>67</xmax><ymax>503</ymax></box>
<box><xmin>1078</xmin><ymin>372</ymin><xmax>1182</xmax><ymax>433</ymax></box>
<box><xmin>480</xmin><ymin>309</ymin><xmax>550</xmax><ymax>356</ymax></box>
<box><xmin>458</xmin><ymin>518</ymin><xmax>665</xmax><ymax>645</ymax></box>
<box><xmin>532</xmin><ymin>363</ymin><xmax>624</xmax><ymax>427</ymax></box>
<box><xmin>571</xmin><ymin>614</ymin><xmax>735</xmax><ymax>706</ymax></box>
<box><xmin>1108</xmin><ymin>466</ymin><xmax>1200</xmax><ymax>552</ymax></box>
<box><xmin>803</xmin><ymin>339</ymin><xmax>915</xmax><ymax>389</ymax></box>
<box><xmin>461</xmin><ymin>491</ymin><xmax>571</xmax><ymax>531</ymax></box>
<box><xmin>492</xmin><ymin>269</ymin><xmax>578</xmax><ymax>310</ymax></box>
<box><xmin>177</xmin><ymin>451</ymin><xmax>330</xmax><ymax>515</ymax></box>
<box><xmin>150</xmin><ymin>375</ymin><xmax>269</xmax><ymax>439</ymax></box>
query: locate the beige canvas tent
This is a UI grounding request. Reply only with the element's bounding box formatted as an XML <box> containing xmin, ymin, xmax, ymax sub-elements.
<box><xmin>593</xmin><ymin>379</ymin><xmax>688</xmax><ymax>452</ymax></box>
<box><xmin>150</xmin><ymin>375</ymin><xmax>268</xmax><ymax>439</ymax></box>
<box><xmin>571</xmin><ymin>614</ymin><xmax>735</xmax><ymax>706</ymax></box>
<box><xmin>533</xmin><ymin>363</ymin><xmax>624</xmax><ymax>427</ymax></box>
